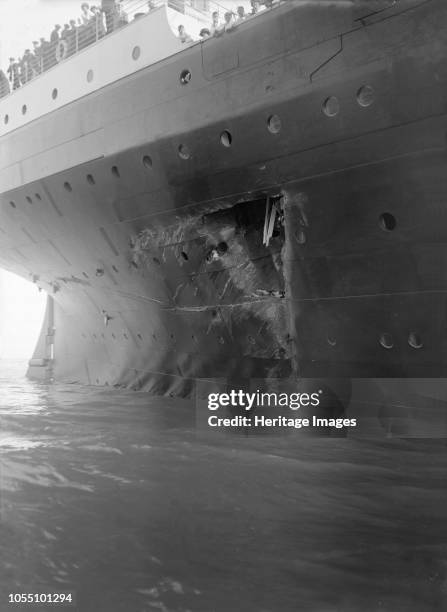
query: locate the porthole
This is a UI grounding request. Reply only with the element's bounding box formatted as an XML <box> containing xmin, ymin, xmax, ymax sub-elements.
<box><xmin>111</xmin><ymin>165</ymin><xmax>120</xmax><ymax>178</ymax></box>
<box><xmin>64</xmin><ymin>181</ymin><xmax>72</xmax><ymax>192</ymax></box>
<box><xmin>322</xmin><ymin>96</ymin><xmax>339</xmax><ymax>117</ymax></box>
<box><xmin>4</xmin><ymin>114</ymin><xmax>9</xmax><ymax>124</ymax></box>
<box><xmin>181</xmin><ymin>251</ymin><xmax>188</xmax><ymax>261</ymax></box>
<box><xmin>22</xmin><ymin>104</ymin><xmax>27</xmax><ymax>115</ymax></box>
<box><xmin>9</xmin><ymin>201</ymin><xmax>16</xmax><ymax>208</ymax></box>
<box><xmin>26</xmin><ymin>196</ymin><xmax>32</xmax><ymax>204</ymax></box>
<box><xmin>86</xmin><ymin>174</ymin><xmax>95</xmax><ymax>185</ymax></box>
<box><xmin>35</xmin><ymin>193</ymin><xmax>41</xmax><ymax>200</ymax></box>
<box><xmin>142</xmin><ymin>155</ymin><xmax>152</xmax><ymax>169</ymax></box>
<box><xmin>178</xmin><ymin>144</ymin><xmax>191</xmax><ymax>160</ymax></box>
<box><xmin>52</xmin><ymin>88</ymin><xmax>58</xmax><ymax>100</ymax></box>
<box><xmin>132</xmin><ymin>46</ymin><xmax>141</xmax><ymax>60</ymax></box>
<box><xmin>267</xmin><ymin>114</ymin><xmax>281</xmax><ymax>134</ymax></box>
<box><xmin>220</xmin><ymin>130</ymin><xmax>232</xmax><ymax>147</ymax></box>
<box><xmin>153</xmin><ymin>257</ymin><xmax>161</xmax><ymax>265</ymax></box>
<box><xmin>137</xmin><ymin>333</ymin><xmax>143</xmax><ymax>340</ymax></box>
<box><xmin>112</xmin><ymin>265</ymin><xmax>119</xmax><ymax>273</ymax></box>
<box><xmin>357</xmin><ymin>85</ymin><xmax>375</xmax><ymax>108</ymax></box>
<box><xmin>180</xmin><ymin>69</ymin><xmax>191</xmax><ymax>84</ymax></box>
<box><xmin>379</xmin><ymin>212</ymin><xmax>396</xmax><ymax>232</ymax></box>
<box><xmin>379</xmin><ymin>333</ymin><xmax>394</xmax><ymax>350</ymax></box>
<box><xmin>87</xmin><ymin>69</ymin><xmax>94</xmax><ymax>83</ymax></box>
<box><xmin>408</xmin><ymin>332</ymin><xmax>423</xmax><ymax>349</ymax></box>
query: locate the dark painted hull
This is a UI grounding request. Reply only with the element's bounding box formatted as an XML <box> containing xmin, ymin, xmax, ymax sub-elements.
<box><xmin>1</xmin><ymin>0</ymin><xmax>446</xmax><ymax>395</ymax></box>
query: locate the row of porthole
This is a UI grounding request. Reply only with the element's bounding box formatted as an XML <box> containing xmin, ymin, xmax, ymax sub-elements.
<box><xmin>10</xmin><ymin>113</ymin><xmax>279</xmax><ymax>197</ymax></box>
<box><xmin>8</xmin><ymin>187</ymin><xmax>398</xmax><ymax>248</ymax></box>
<box><xmin>4</xmin><ymin>87</ymin><xmax>61</xmax><ymax>124</ymax></box>
<box><xmin>381</xmin><ymin>332</ymin><xmax>424</xmax><ymax>350</ymax></box>
<box><xmin>5</xmin><ymin>89</ymin><xmax>372</xmax><ymax>206</ymax></box>
<box><xmin>295</xmin><ymin>212</ymin><xmax>396</xmax><ymax>243</ymax></box>
<box><xmin>84</xmin><ymin>331</ymin><xmax>143</xmax><ymax>340</ymax></box>
<box><xmin>2</xmin><ymin>69</ymin><xmax>373</xmax><ymax>127</ymax></box>
<box><xmin>323</xmin><ymin>85</ymin><xmax>375</xmax><ymax>118</ymax></box>
<box><xmin>328</xmin><ymin>332</ymin><xmax>424</xmax><ymax>349</ymax></box>
<box><xmin>178</xmin><ymin>68</ymin><xmax>376</xmax><ymax>122</ymax></box>
<box><xmin>3</xmin><ymin>68</ymin><xmax>96</xmax><ymax>124</ymax></box>
<box><xmin>85</xmin><ymin>332</ymin><xmax>260</xmax><ymax>346</ymax></box>
<box><xmin>9</xmin><ymin>192</ymin><xmax>42</xmax><ymax>207</ymax></box>
<box><xmin>165</xmin><ymin>114</ymin><xmax>282</xmax><ymax>161</ymax></box>
<box><xmin>84</xmin><ymin>328</ymin><xmax>422</xmax><ymax>350</ymax></box>
<box><xmin>2</xmin><ymin>53</ymin><xmax>182</xmax><ymax>126</ymax></box>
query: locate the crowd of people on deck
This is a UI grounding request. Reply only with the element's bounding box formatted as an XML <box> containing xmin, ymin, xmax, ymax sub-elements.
<box><xmin>0</xmin><ymin>1</ymin><xmax>132</xmax><ymax>96</ymax></box>
<box><xmin>0</xmin><ymin>0</ymin><xmax>280</xmax><ymax>99</ymax></box>
<box><xmin>178</xmin><ymin>0</ymin><xmax>277</xmax><ymax>44</ymax></box>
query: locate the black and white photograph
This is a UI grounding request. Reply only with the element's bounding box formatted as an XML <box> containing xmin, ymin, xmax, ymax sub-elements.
<box><xmin>0</xmin><ymin>0</ymin><xmax>446</xmax><ymax>610</ymax></box>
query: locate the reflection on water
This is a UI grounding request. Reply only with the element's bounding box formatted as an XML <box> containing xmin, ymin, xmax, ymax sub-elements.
<box><xmin>1</xmin><ymin>360</ymin><xmax>446</xmax><ymax>611</ymax></box>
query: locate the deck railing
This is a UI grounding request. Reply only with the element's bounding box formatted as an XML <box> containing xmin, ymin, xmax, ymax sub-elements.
<box><xmin>0</xmin><ymin>0</ymin><xmax>280</xmax><ymax>100</ymax></box>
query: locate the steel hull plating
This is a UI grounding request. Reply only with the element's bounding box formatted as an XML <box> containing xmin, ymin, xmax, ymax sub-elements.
<box><xmin>0</xmin><ymin>0</ymin><xmax>445</xmax><ymax>395</ymax></box>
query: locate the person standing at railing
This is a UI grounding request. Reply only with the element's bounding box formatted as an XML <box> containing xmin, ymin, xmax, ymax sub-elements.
<box><xmin>209</xmin><ymin>11</ymin><xmax>220</xmax><ymax>36</ymax></box>
<box><xmin>223</xmin><ymin>11</ymin><xmax>236</xmax><ymax>31</ymax></box>
<box><xmin>49</xmin><ymin>24</ymin><xmax>61</xmax><ymax>67</ymax></box>
<box><xmin>116</xmin><ymin>0</ymin><xmax>129</xmax><ymax>28</ymax></box>
<box><xmin>7</xmin><ymin>58</ymin><xmax>20</xmax><ymax>90</ymax></box>
<box><xmin>101</xmin><ymin>0</ymin><xmax>116</xmax><ymax>34</ymax></box>
<box><xmin>31</xmin><ymin>41</ymin><xmax>42</xmax><ymax>75</ymax></box>
<box><xmin>18</xmin><ymin>56</ymin><xmax>27</xmax><ymax>85</ymax></box>
<box><xmin>147</xmin><ymin>0</ymin><xmax>156</xmax><ymax>10</ymax></box>
<box><xmin>22</xmin><ymin>49</ymin><xmax>34</xmax><ymax>83</ymax></box>
<box><xmin>68</xmin><ymin>20</ymin><xmax>78</xmax><ymax>55</ymax></box>
<box><xmin>50</xmin><ymin>24</ymin><xmax>62</xmax><ymax>45</ymax></box>
<box><xmin>80</xmin><ymin>3</ymin><xmax>91</xmax><ymax>25</ymax></box>
<box><xmin>90</xmin><ymin>6</ymin><xmax>106</xmax><ymax>39</ymax></box>
<box><xmin>234</xmin><ymin>5</ymin><xmax>246</xmax><ymax>23</ymax></box>
<box><xmin>40</xmin><ymin>37</ymin><xmax>50</xmax><ymax>71</ymax></box>
<box><xmin>0</xmin><ymin>69</ymin><xmax>10</xmax><ymax>98</ymax></box>
<box><xmin>178</xmin><ymin>24</ymin><xmax>193</xmax><ymax>43</ymax></box>
<box><xmin>78</xmin><ymin>2</ymin><xmax>91</xmax><ymax>48</ymax></box>
<box><xmin>61</xmin><ymin>24</ymin><xmax>71</xmax><ymax>43</ymax></box>
<box><xmin>250</xmin><ymin>0</ymin><xmax>260</xmax><ymax>14</ymax></box>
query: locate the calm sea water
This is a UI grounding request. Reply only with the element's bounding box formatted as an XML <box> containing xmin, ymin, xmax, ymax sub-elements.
<box><xmin>0</xmin><ymin>359</ymin><xmax>446</xmax><ymax>612</ymax></box>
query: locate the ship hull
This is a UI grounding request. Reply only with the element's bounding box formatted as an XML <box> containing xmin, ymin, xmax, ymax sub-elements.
<box><xmin>0</xmin><ymin>0</ymin><xmax>446</xmax><ymax>396</ymax></box>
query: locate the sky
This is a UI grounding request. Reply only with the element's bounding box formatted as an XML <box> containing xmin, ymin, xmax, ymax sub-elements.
<box><xmin>0</xmin><ymin>0</ymin><xmax>251</xmax><ymax>359</ymax></box>
<box><xmin>0</xmin><ymin>270</ymin><xmax>46</xmax><ymax>359</ymax></box>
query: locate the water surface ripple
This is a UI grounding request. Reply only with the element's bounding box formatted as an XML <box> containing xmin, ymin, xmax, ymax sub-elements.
<box><xmin>0</xmin><ymin>361</ymin><xmax>446</xmax><ymax>611</ymax></box>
